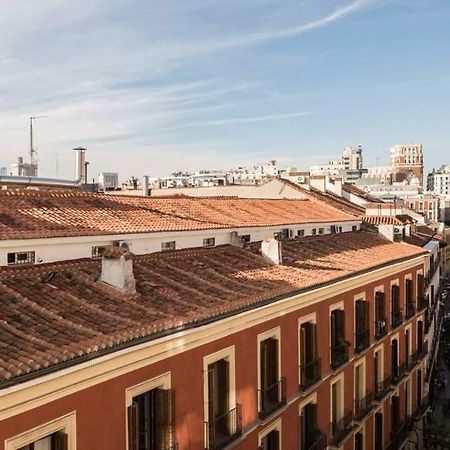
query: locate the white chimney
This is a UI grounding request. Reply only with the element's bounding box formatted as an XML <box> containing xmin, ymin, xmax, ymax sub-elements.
<box><xmin>309</xmin><ymin>176</ymin><xmax>326</xmax><ymax>192</ymax></box>
<box><xmin>261</xmin><ymin>238</ymin><xmax>283</xmax><ymax>265</ymax></box>
<box><xmin>143</xmin><ymin>175</ymin><xmax>149</xmax><ymax>196</ymax></box>
<box><xmin>100</xmin><ymin>247</ymin><xmax>136</xmax><ymax>294</ymax></box>
<box><xmin>73</xmin><ymin>146</ymin><xmax>87</xmax><ymax>183</ymax></box>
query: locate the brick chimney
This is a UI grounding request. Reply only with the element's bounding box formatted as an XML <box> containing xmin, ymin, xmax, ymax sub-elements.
<box><xmin>100</xmin><ymin>246</ymin><xmax>136</xmax><ymax>294</ymax></box>
<box><xmin>261</xmin><ymin>238</ymin><xmax>283</xmax><ymax>265</ymax></box>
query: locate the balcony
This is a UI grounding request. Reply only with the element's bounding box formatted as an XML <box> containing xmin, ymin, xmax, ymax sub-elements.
<box><xmin>330</xmin><ymin>341</ymin><xmax>350</xmax><ymax>370</ymax></box>
<box><xmin>258</xmin><ymin>378</ymin><xmax>286</xmax><ymax>419</ymax></box>
<box><xmin>302</xmin><ymin>428</ymin><xmax>327</xmax><ymax>450</ymax></box>
<box><xmin>374</xmin><ymin>376</ymin><xmax>392</xmax><ymax>401</ymax></box>
<box><xmin>299</xmin><ymin>358</ymin><xmax>321</xmax><ymax>391</ymax></box>
<box><xmin>412</xmin><ymin>395</ymin><xmax>430</xmax><ymax>419</ymax></box>
<box><xmin>391</xmin><ymin>310</ymin><xmax>403</xmax><ymax>329</ymax></box>
<box><xmin>391</xmin><ymin>362</ymin><xmax>407</xmax><ymax>385</ymax></box>
<box><xmin>354</xmin><ymin>391</ymin><xmax>374</xmax><ymax>421</ymax></box>
<box><xmin>374</xmin><ymin>318</ymin><xmax>387</xmax><ymax>340</ymax></box>
<box><xmin>418</xmin><ymin>341</ymin><xmax>429</xmax><ymax>360</ymax></box>
<box><xmin>418</xmin><ymin>296</ymin><xmax>428</xmax><ymax>312</ymax></box>
<box><xmin>330</xmin><ymin>410</ymin><xmax>354</xmax><ymax>447</ymax></box>
<box><xmin>388</xmin><ymin>421</ymin><xmax>411</xmax><ymax>450</ymax></box>
<box><xmin>205</xmin><ymin>405</ymin><xmax>242</xmax><ymax>450</ymax></box>
<box><xmin>405</xmin><ymin>301</ymin><xmax>415</xmax><ymax>319</ymax></box>
<box><xmin>354</xmin><ymin>329</ymin><xmax>370</xmax><ymax>353</ymax></box>
<box><xmin>406</xmin><ymin>352</ymin><xmax>418</xmax><ymax>371</ymax></box>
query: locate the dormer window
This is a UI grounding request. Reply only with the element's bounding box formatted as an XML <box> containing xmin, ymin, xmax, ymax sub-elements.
<box><xmin>7</xmin><ymin>251</ymin><xmax>35</xmax><ymax>266</ymax></box>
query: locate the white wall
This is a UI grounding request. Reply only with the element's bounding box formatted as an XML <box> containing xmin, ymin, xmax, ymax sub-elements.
<box><xmin>0</xmin><ymin>220</ymin><xmax>361</xmax><ymax>266</ymax></box>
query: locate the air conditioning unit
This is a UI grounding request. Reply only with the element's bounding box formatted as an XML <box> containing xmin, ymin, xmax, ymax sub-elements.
<box><xmin>113</xmin><ymin>240</ymin><xmax>130</xmax><ymax>250</ymax></box>
<box><xmin>394</xmin><ymin>227</ymin><xmax>401</xmax><ymax>234</ymax></box>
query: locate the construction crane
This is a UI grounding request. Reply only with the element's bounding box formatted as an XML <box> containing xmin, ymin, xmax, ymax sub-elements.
<box><xmin>30</xmin><ymin>116</ymin><xmax>47</xmax><ymax>165</ymax></box>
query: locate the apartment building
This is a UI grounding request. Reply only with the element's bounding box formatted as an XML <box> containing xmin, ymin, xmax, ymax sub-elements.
<box><xmin>0</xmin><ymin>190</ymin><xmax>434</xmax><ymax>450</ymax></box>
<box><xmin>390</xmin><ymin>144</ymin><xmax>424</xmax><ymax>186</ymax></box>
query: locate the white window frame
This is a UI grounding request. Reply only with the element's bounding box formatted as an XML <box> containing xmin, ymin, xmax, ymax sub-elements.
<box><xmin>4</xmin><ymin>412</ymin><xmax>76</xmax><ymax>450</ymax></box>
<box><xmin>330</xmin><ymin>372</ymin><xmax>345</xmax><ymax>430</ymax></box>
<box><xmin>258</xmin><ymin>417</ymin><xmax>282</xmax><ymax>447</ymax></box>
<box><xmin>125</xmin><ymin>372</ymin><xmax>172</xmax><ymax>450</ymax></box>
<box><xmin>257</xmin><ymin>327</ymin><xmax>281</xmax><ymax>413</ymax></box>
<box><xmin>203</xmin><ymin>346</ymin><xmax>236</xmax><ymax>445</ymax></box>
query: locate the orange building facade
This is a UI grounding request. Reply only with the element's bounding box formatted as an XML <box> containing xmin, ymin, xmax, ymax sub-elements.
<box><xmin>0</xmin><ymin>251</ymin><xmax>428</xmax><ymax>450</ymax></box>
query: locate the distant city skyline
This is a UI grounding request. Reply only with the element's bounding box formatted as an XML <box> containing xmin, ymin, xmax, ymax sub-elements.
<box><xmin>1</xmin><ymin>0</ymin><xmax>449</xmax><ymax>179</ymax></box>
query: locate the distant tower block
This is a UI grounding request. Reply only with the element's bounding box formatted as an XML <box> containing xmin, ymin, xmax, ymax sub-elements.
<box><xmin>73</xmin><ymin>147</ymin><xmax>87</xmax><ymax>183</ymax></box>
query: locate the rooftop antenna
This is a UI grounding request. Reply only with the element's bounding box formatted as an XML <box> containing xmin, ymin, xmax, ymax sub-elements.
<box><xmin>30</xmin><ymin>116</ymin><xmax>47</xmax><ymax>165</ymax></box>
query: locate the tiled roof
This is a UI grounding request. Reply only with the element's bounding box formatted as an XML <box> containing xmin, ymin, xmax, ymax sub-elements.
<box><xmin>277</xmin><ymin>179</ymin><xmax>365</xmax><ymax>216</ymax></box>
<box><xmin>0</xmin><ymin>190</ymin><xmax>357</xmax><ymax>240</ymax></box>
<box><xmin>343</xmin><ymin>184</ymin><xmax>381</xmax><ymax>203</ymax></box>
<box><xmin>362</xmin><ymin>215</ymin><xmax>416</xmax><ymax>226</ymax></box>
<box><xmin>0</xmin><ymin>231</ymin><xmax>424</xmax><ymax>385</ymax></box>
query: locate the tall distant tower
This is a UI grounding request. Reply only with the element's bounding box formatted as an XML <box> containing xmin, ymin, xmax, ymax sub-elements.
<box><xmin>73</xmin><ymin>147</ymin><xmax>87</xmax><ymax>183</ymax></box>
<box><xmin>390</xmin><ymin>144</ymin><xmax>423</xmax><ymax>185</ymax></box>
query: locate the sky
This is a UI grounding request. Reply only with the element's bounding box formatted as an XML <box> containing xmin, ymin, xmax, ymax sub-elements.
<box><xmin>0</xmin><ymin>0</ymin><xmax>449</xmax><ymax>180</ymax></box>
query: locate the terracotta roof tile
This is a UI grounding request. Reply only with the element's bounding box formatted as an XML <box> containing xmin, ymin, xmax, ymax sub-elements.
<box><xmin>0</xmin><ymin>190</ymin><xmax>357</xmax><ymax>240</ymax></box>
<box><xmin>0</xmin><ymin>231</ymin><xmax>424</xmax><ymax>385</ymax></box>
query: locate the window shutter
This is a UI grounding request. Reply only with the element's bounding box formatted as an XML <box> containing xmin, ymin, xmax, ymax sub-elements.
<box><xmin>51</xmin><ymin>432</ymin><xmax>68</xmax><ymax>450</ymax></box>
<box><xmin>128</xmin><ymin>402</ymin><xmax>139</xmax><ymax>450</ymax></box>
<box><xmin>272</xmin><ymin>430</ymin><xmax>280</xmax><ymax>450</ymax></box>
<box><xmin>417</xmin><ymin>274</ymin><xmax>424</xmax><ymax>298</ymax></box>
<box><xmin>154</xmin><ymin>388</ymin><xmax>176</xmax><ymax>450</ymax></box>
<box><xmin>300</xmin><ymin>324</ymin><xmax>307</xmax><ymax>367</ymax></box>
<box><xmin>376</xmin><ymin>292</ymin><xmax>385</xmax><ymax>320</ymax></box>
<box><xmin>217</xmin><ymin>359</ymin><xmax>229</xmax><ymax>415</ymax></box>
<box><xmin>331</xmin><ymin>311</ymin><xmax>337</xmax><ymax>349</ymax></box>
<box><xmin>260</xmin><ymin>339</ymin><xmax>269</xmax><ymax>391</ymax></box>
<box><xmin>392</xmin><ymin>285</ymin><xmax>400</xmax><ymax>309</ymax></box>
<box><xmin>311</xmin><ymin>323</ymin><xmax>318</xmax><ymax>360</ymax></box>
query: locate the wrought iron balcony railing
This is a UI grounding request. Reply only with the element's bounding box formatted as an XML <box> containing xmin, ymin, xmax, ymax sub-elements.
<box><xmin>258</xmin><ymin>378</ymin><xmax>287</xmax><ymax>419</ymax></box>
<box><xmin>330</xmin><ymin>341</ymin><xmax>350</xmax><ymax>370</ymax></box>
<box><xmin>301</xmin><ymin>428</ymin><xmax>327</xmax><ymax>450</ymax></box>
<box><xmin>418</xmin><ymin>296</ymin><xmax>428</xmax><ymax>312</ymax></box>
<box><xmin>299</xmin><ymin>357</ymin><xmax>321</xmax><ymax>391</ymax></box>
<box><xmin>354</xmin><ymin>329</ymin><xmax>370</xmax><ymax>353</ymax></box>
<box><xmin>330</xmin><ymin>410</ymin><xmax>354</xmax><ymax>447</ymax></box>
<box><xmin>391</xmin><ymin>310</ymin><xmax>403</xmax><ymax>329</ymax></box>
<box><xmin>205</xmin><ymin>405</ymin><xmax>242</xmax><ymax>450</ymax></box>
<box><xmin>374</xmin><ymin>376</ymin><xmax>392</xmax><ymax>401</ymax></box>
<box><xmin>374</xmin><ymin>318</ymin><xmax>387</xmax><ymax>340</ymax></box>
<box><xmin>405</xmin><ymin>301</ymin><xmax>415</xmax><ymax>319</ymax></box>
<box><xmin>391</xmin><ymin>362</ymin><xmax>407</xmax><ymax>385</ymax></box>
<box><xmin>354</xmin><ymin>391</ymin><xmax>374</xmax><ymax>421</ymax></box>
<box><xmin>388</xmin><ymin>420</ymin><xmax>411</xmax><ymax>450</ymax></box>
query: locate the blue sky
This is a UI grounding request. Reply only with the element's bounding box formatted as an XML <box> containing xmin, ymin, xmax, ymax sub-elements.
<box><xmin>0</xmin><ymin>0</ymin><xmax>449</xmax><ymax>179</ymax></box>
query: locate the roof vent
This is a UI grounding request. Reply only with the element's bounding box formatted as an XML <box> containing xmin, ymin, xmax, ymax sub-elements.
<box><xmin>100</xmin><ymin>246</ymin><xmax>136</xmax><ymax>294</ymax></box>
<box><xmin>261</xmin><ymin>238</ymin><xmax>283</xmax><ymax>265</ymax></box>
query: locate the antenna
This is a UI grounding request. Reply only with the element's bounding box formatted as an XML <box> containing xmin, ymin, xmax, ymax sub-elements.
<box><xmin>30</xmin><ymin>116</ymin><xmax>48</xmax><ymax>165</ymax></box>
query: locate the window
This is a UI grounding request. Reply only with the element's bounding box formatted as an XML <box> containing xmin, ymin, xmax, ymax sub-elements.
<box><xmin>203</xmin><ymin>237</ymin><xmax>216</xmax><ymax>247</ymax></box>
<box><xmin>7</xmin><ymin>251</ymin><xmax>35</xmax><ymax>265</ymax></box>
<box><xmin>375</xmin><ymin>292</ymin><xmax>387</xmax><ymax>339</ymax></box>
<box><xmin>330</xmin><ymin>309</ymin><xmax>348</xmax><ymax>369</ymax></box>
<box><xmin>297</xmin><ymin>229</ymin><xmax>305</xmax><ymax>237</ymax></box>
<box><xmin>18</xmin><ymin>432</ymin><xmax>68</xmax><ymax>450</ymax></box>
<box><xmin>391</xmin><ymin>284</ymin><xmax>402</xmax><ymax>328</ymax></box>
<box><xmin>299</xmin><ymin>322</ymin><xmax>320</xmax><ymax>390</ymax></box>
<box><xmin>128</xmin><ymin>388</ymin><xmax>175</xmax><ymax>450</ymax></box>
<box><xmin>161</xmin><ymin>241</ymin><xmax>176</xmax><ymax>251</ymax></box>
<box><xmin>300</xmin><ymin>402</ymin><xmax>324</xmax><ymax>450</ymax></box>
<box><xmin>391</xmin><ymin>339</ymin><xmax>400</xmax><ymax>383</ymax></box>
<box><xmin>258</xmin><ymin>330</ymin><xmax>285</xmax><ymax>418</ymax></box>
<box><xmin>352</xmin><ymin>225</ymin><xmax>358</xmax><ymax>232</ymax></box>
<box><xmin>240</xmin><ymin>234</ymin><xmax>251</xmax><ymax>243</ymax></box>
<box><xmin>331</xmin><ymin>225</ymin><xmax>342</xmax><ymax>234</ymax></box>
<box><xmin>374</xmin><ymin>412</ymin><xmax>383</xmax><ymax>449</ymax></box>
<box><xmin>355</xmin><ymin>300</ymin><xmax>369</xmax><ymax>353</ymax></box>
<box><xmin>318</xmin><ymin>228</ymin><xmax>325</xmax><ymax>235</ymax></box>
<box><xmin>311</xmin><ymin>228</ymin><xmax>317</xmax><ymax>235</ymax></box>
<box><xmin>204</xmin><ymin>347</ymin><xmax>240</xmax><ymax>450</ymax></box>
<box><xmin>258</xmin><ymin>419</ymin><xmax>281</xmax><ymax>450</ymax></box>
<box><xmin>259</xmin><ymin>429</ymin><xmax>280</xmax><ymax>450</ymax></box>
<box><xmin>91</xmin><ymin>246</ymin><xmax>107</xmax><ymax>258</ymax></box>
<box><xmin>5</xmin><ymin>413</ymin><xmax>75</xmax><ymax>450</ymax></box>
